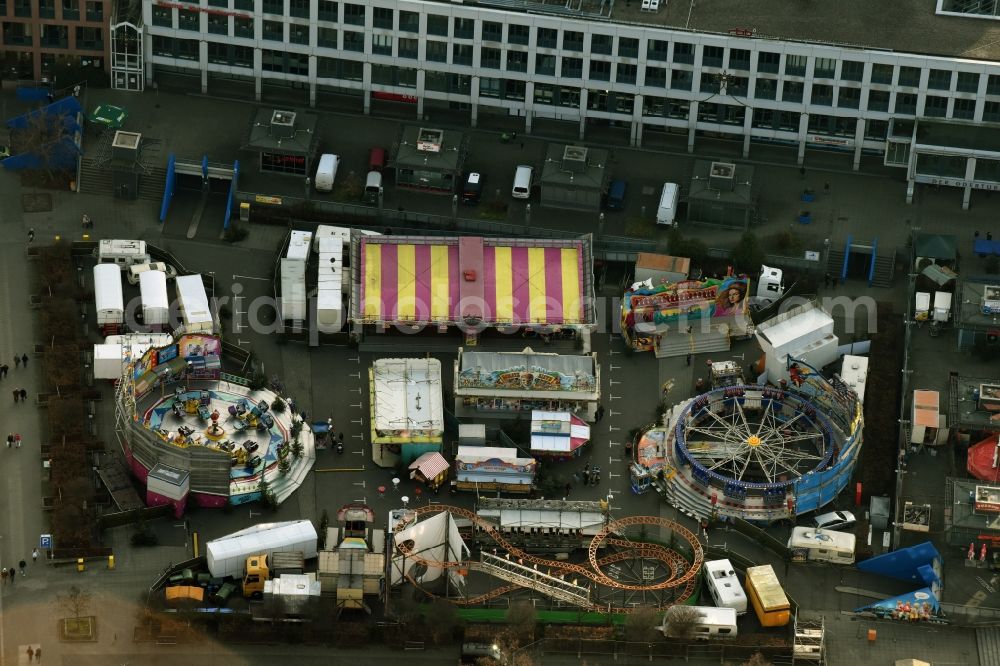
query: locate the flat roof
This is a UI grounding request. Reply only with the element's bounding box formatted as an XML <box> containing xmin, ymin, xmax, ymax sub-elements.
<box><xmin>372</xmin><ymin>358</ymin><xmax>444</xmax><ymax>432</ymax></box>
<box><xmin>245</xmin><ymin>107</ymin><xmax>318</xmax><ymax>155</ymax></box>
<box><xmin>689</xmin><ymin>160</ymin><xmax>754</xmax><ymax>206</ymax></box>
<box><xmin>539</xmin><ymin>144</ymin><xmax>609</xmax><ymax>191</ymax></box>
<box><xmin>956</xmin><ymin>276</ymin><xmax>1000</xmax><ymax>329</ymax></box>
<box><xmin>948</xmin><ymin>477</ymin><xmax>1000</xmax><ymax>531</ymax></box>
<box><xmin>949</xmin><ymin>374</ymin><xmax>1000</xmax><ymax>431</ymax></box>
<box><xmin>756</xmin><ymin>303</ymin><xmax>834</xmax><ymax>352</ymax></box>
<box><xmin>916</xmin><ymin>120</ymin><xmax>1000</xmax><ymax>153</ymax></box>
<box><xmin>607</xmin><ymin>0</ymin><xmax>1000</xmax><ymax>61</ymax></box>
<box><xmin>395</xmin><ymin>125</ymin><xmax>465</xmax><ymax>172</ymax></box>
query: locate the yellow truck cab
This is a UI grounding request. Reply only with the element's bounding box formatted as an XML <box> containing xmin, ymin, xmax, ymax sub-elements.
<box><xmin>243</xmin><ymin>551</ymin><xmax>305</xmax><ymax>598</ymax></box>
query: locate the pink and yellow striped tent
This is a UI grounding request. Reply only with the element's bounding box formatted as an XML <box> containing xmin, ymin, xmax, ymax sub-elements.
<box><xmin>357</xmin><ymin>236</ymin><xmax>587</xmax><ymax>326</ymax></box>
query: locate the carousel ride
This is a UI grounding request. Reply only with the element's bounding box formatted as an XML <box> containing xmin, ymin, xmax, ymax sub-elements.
<box><xmin>390</xmin><ymin>504</ymin><xmax>703</xmax><ymax>613</ymax></box>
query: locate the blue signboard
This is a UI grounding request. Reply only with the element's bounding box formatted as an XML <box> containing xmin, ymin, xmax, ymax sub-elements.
<box><xmin>39</xmin><ymin>534</ymin><xmax>52</xmax><ymax>549</ymax></box>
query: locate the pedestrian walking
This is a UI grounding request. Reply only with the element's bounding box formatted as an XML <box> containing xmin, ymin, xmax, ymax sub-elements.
<box><xmin>0</xmin><ymin>363</ymin><xmax>7</xmax><ymax>378</ymax></box>
<box><xmin>21</xmin><ymin>354</ymin><xmax>27</xmax><ymax>367</ymax></box>
<box><xmin>686</xmin><ymin>353</ymin><xmax>693</xmax><ymax>366</ymax></box>
<box><xmin>12</xmin><ymin>388</ymin><xmax>18</xmax><ymax>403</ymax></box>
<box><xmin>14</xmin><ymin>433</ymin><xmax>21</xmax><ymax>449</ymax></box>
<box><xmin>34</xmin><ymin>646</ymin><xmax>40</xmax><ymax>663</ymax></box>
<box><xmin>32</xmin><ymin>548</ymin><xmax>38</xmax><ymax>562</ymax></box>
<box><xmin>564</xmin><ymin>482</ymin><xmax>572</xmax><ymax>497</ymax></box>
<box><xmin>19</xmin><ymin>560</ymin><xmax>25</xmax><ymax>576</ymax></box>
<box><xmin>27</xmin><ymin>646</ymin><xmax>33</xmax><ymax>662</ymax></box>
<box><xmin>5</xmin><ymin>433</ymin><xmax>11</xmax><ymax>448</ymax></box>
<box><xmin>14</xmin><ymin>354</ymin><xmax>20</xmax><ymax>368</ymax></box>
<box><xmin>976</xmin><ymin>230</ymin><xmax>981</xmax><ymax>239</ymax></box>
<box><xmin>584</xmin><ymin>461</ymin><xmax>591</xmax><ymax>473</ymax></box>
<box><xmin>19</xmin><ymin>388</ymin><xmax>27</xmax><ymax>402</ymax></box>
<box><xmin>27</xmin><ymin>228</ymin><xmax>35</xmax><ymax>243</ymax></box>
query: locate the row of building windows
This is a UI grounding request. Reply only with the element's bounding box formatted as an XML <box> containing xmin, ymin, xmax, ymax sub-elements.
<box><xmin>152</xmin><ymin>12</ymin><xmax>1000</xmax><ymax>99</ymax></box>
<box><xmin>148</xmin><ymin>36</ymin><xmax>996</xmax><ymax>122</ymax></box>
<box><xmin>151</xmin><ymin>5</ymin><xmax>1000</xmax><ymax>97</ymax></box>
<box><xmin>0</xmin><ymin>0</ymin><xmax>104</xmax><ymax>21</ymax></box>
<box><xmin>2</xmin><ymin>21</ymin><xmax>103</xmax><ymax>49</ymax></box>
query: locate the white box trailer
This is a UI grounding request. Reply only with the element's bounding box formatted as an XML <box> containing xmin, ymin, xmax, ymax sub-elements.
<box><xmin>93</xmin><ymin>264</ymin><xmax>124</xmax><ymax>332</ymax></box>
<box><xmin>933</xmin><ymin>291</ymin><xmax>952</xmax><ymax>323</ymax></box>
<box><xmin>94</xmin><ymin>334</ymin><xmax>174</xmax><ymax>380</ymax></box>
<box><xmin>914</xmin><ymin>292</ymin><xmax>931</xmax><ymax>321</ymax></box>
<box><xmin>206</xmin><ymin>520</ymin><xmax>319</xmax><ymax>578</ymax></box>
<box><xmin>286</xmin><ymin>230</ymin><xmax>313</xmax><ymax>261</ymax></box>
<box><xmin>175</xmin><ymin>274</ymin><xmax>214</xmax><ymax>333</ymax></box>
<box><xmin>317</xmin><ymin>235</ymin><xmax>344</xmax><ymax>333</ymax></box>
<box><xmin>280</xmin><ymin>258</ymin><xmax>307</xmax><ymax>322</ymax></box>
<box><xmin>94</xmin><ymin>343</ymin><xmax>124</xmax><ymax>379</ymax></box>
<box><xmin>656</xmin><ymin>182</ymin><xmax>680</xmax><ymax>226</ymax></box>
<box><xmin>139</xmin><ymin>269</ymin><xmax>170</xmax><ymax>328</ymax></box>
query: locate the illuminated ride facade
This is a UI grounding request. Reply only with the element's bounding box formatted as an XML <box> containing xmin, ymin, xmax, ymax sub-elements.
<box><xmin>633</xmin><ymin>360</ymin><xmax>863</xmax><ymax>524</ymax></box>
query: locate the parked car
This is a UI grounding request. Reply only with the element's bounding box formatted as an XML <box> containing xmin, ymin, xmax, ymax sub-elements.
<box><xmin>811</xmin><ymin>510</ymin><xmax>856</xmax><ymax>531</ymax></box>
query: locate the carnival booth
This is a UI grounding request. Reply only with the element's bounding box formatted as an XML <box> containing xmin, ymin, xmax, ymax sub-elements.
<box><xmin>453</xmin><ymin>446</ymin><xmax>536</xmax><ymax>494</ymax></box>
<box><xmin>408</xmin><ymin>451</ymin><xmax>450</xmax><ymax>489</ymax></box>
<box><xmin>370</xmin><ymin>358</ymin><xmax>444</xmax><ymax>466</ymax></box>
<box><xmin>529</xmin><ymin>410</ymin><xmax>591</xmax><ymax>460</ymax></box>
<box><xmin>621</xmin><ymin>275</ymin><xmax>751</xmax><ymax>358</ymax></box>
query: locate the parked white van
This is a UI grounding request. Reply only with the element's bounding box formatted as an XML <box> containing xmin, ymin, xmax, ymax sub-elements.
<box><xmin>314</xmin><ymin>154</ymin><xmax>340</xmax><ymax>192</ymax></box>
<box><xmin>97</xmin><ymin>239</ymin><xmax>150</xmax><ymax>269</ymax></box>
<box><xmin>662</xmin><ymin>606</ymin><xmax>737</xmax><ymax>639</ymax></box>
<box><xmin>512</xmin><ymin>165</ymin><xmax>533</xmax><ymax>199</ymax></box>
<box><xmin>127</xmin><ymin>262</ymin><xmax>177</xmax><ymax>285</ymax></box>
<box><xmin>656</xmin><ymin>182</ymin><xmax>680</xmax><ymax>226</ymax></box>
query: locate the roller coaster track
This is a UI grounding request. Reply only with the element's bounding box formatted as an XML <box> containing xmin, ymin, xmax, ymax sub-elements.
<box><xmin>393</xmin><ymin>504</ymin><xmax>703</xmax><ymax>613</ymax></box>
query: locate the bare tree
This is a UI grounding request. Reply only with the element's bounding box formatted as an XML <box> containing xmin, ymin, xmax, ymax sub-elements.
<box><xmin>428</xmin><ymin>598</ymin><xmax>461</xmax><ymax>643</ymax></box>
<box><xmin>504</xmin><ymin>600</ymin><xmax>537</xmax><ymax>644</ymax></box>
<box><xmin>743</xmin><ymin>652</ymin><xmax>773</xmax><ymax>666</ymax></box>
<box><xmin>58</xmin><ymin>585</ymin><xmax>92</xmax><ymax>618</ymax></box>
<box><xmin>662</xmin><ymin>605</ymin><xmax>702</xmax><ymax>639</ymax></box>
<box><xmin>14</xmin><ymin>108</ymin><xmax>75</xmax><ymax>182</ymax></box>
<box><xmin>625</xmin><ymin>605</ymin><xmax>662</xmax><ymax>643</ymax></box>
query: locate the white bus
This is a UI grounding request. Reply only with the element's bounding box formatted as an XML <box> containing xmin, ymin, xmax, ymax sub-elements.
<box><xmin>662</xmin><ymin>605</ymin><xmax>737</xmax><ymax>639</ymax></box>
<box><xmin>787</xmin><ymin>527</ymin><xmax>856</xmax><ymax>565</ymax></box>
<box><xmin>703</xmin><ymin>559</ymin><xmax>748</xmax><ymax>615</ymax></box>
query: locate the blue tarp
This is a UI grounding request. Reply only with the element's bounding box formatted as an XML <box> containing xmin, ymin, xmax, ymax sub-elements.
<box><xmin>974</xmin><ymin>239</ymin><xmax>1000</xmax><ymax>256</ymax></box>
<box><xmin>15</xmin><ymin>87</ymin><xmax>52</xmax><ymax>103</ymax></box>
<box><xmin>857</xmin><ymin>541</ymin><xmax>941</xmax><ymax>585</ymax></box>
<box><xmin>3</xmin><ymin>96</ymin><xmax>84</xmax><ymax>171</ymax></box>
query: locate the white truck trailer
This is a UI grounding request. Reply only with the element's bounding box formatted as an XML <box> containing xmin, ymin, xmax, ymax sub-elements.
<box><xmin>139</xmin><ymin>269</ymin><xmax>170</xmax><ymax>328</ymax></box>
<box><xmin>206</xmin><ymin>520</ymin><xmax>318</xmax><ymax>578</ymax></box>
<box><xmin>94</xmin><ymin>263</ymin><xmax>124</xmax><ymax>334</ymax></box>
<box><xmin>175</xmin><ymin>274</ymin><xmax>214</xmax><ymax>334</ymax></box>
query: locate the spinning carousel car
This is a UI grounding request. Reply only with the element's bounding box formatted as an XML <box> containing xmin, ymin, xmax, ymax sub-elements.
<box><xmin>242</xmin><ymin>440</ymin><xmax>259</xmax><ymax>454</ymax></box>
<box><xmin>178</xmin><ymin>425</ymin><xmax>194</xmax><ymax>437</ymax></box>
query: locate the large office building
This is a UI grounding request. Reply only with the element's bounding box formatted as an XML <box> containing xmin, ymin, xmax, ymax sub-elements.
<box><xmin>131</xmin><ymin>1</ymin><xmax>1000</xmax><ymax>203</ymax></box>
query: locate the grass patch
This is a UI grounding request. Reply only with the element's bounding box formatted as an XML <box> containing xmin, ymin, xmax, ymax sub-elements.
<box><xmin>59</xmin><ymin>616</ymin><xmax>97</xmax><ymax>642</ymax></box>
<box><xmin>479</xmin><ymin>200</ymin><xmax>508</xmax><ymax>221</ymax></box>
<box><xmin>623</xmin><ymin>217</ymin><xmax>657</xmax><ymax>239</ymax></box>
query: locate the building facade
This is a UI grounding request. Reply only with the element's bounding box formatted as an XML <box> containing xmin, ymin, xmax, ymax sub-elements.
<box><xmin>1</xmin><ymin>0</ymin><xmax>111</xmax><ymax>80</ymax></box>
<box><xmin>142</xmin><ymin>1</ymin><xmax>1000</xmax><ymax>171</ymax></box>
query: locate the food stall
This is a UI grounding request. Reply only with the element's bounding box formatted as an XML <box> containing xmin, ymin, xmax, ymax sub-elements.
<box><xmin>529</xmin><ymin>410</ymin><xmax>591</xmax><ymax>460</ymax></box>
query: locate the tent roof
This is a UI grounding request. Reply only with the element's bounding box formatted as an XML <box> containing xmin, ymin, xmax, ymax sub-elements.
<box><xmin>914</xmin><ymin>233</ymin><xmax>956</xmax><ymax>261</ymax></box>
<box><xmin>89</xmin><ymin>104</ymin><xmax>128</xmax><ymax>128</ymax></box>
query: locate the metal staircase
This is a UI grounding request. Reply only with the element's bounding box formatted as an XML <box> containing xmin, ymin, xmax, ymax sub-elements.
<box><xmin>870</xmin><ymin>249</ymin><xmax>896</xmax><ymax>288</ymax></box>
<box><xmin>474</xmin><ymin>551</ymin><xmax>592</xmax><ymax>607</ymax></box>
